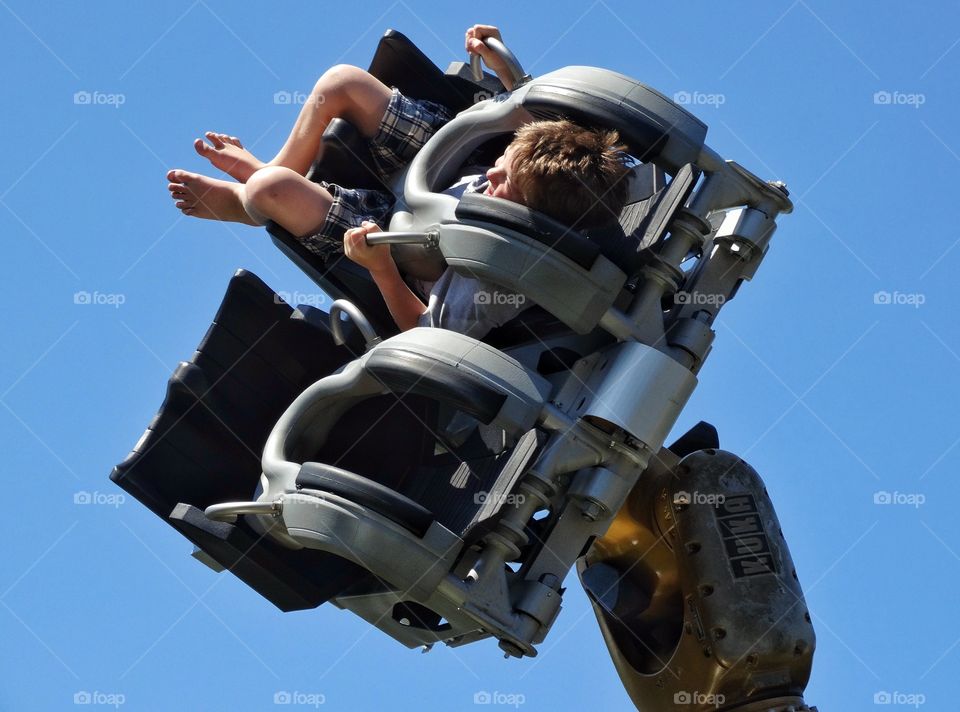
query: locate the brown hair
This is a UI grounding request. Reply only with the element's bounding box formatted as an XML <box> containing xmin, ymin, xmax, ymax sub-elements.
<box><xmin>508</xmin><ymin>119</ymin><xmax>630</xmax><ymax>229</ymax></box>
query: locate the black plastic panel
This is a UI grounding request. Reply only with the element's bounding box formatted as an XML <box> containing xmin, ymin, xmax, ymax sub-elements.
<box><xmin>637</xmin><ymin>163</ymin><xmax>701</xmax><ymax>251</ymax></box>
<box><xmin>367</xmin><ymin>29</ymin><xmax>485</xmax><ymax>114</ymax></box>
<box><xmin>110</xmin><ymin>270</ymin><xmax>366</xmax><ymax>610</ymax></box>
<box><xmin>169</xmin><ymin>504</ymin><xmax>368</xmax><ymax>612</ymax></box>
<box><xmin>667</xmin><ymin>420</ymin><xmax>720</xmax><ymax>458</ymax></box>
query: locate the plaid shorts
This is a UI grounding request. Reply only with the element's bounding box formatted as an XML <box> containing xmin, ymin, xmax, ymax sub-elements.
<box><xmin>299</xmin><ymin>89</ymin><xmax>453</xmax><ymax>261</ymax></box>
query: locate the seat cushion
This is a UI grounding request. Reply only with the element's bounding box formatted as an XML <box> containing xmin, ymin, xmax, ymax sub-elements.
<box><xmin>297</xmin><ymin>462</ymin><xmax>435</xmax><ymax>537</ymax></box>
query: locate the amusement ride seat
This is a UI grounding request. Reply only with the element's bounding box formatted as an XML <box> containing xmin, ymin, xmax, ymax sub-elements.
<box><xmin>112</xmin><ymin>28</ymin><xmax>816</xmax><ymax>712</ymax></box>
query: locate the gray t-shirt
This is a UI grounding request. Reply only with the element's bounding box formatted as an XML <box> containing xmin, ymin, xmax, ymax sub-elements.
<box><xmin>415</xmin><ymin>173</ymin><xmax>529</xmax><ymax>339</ymax></box>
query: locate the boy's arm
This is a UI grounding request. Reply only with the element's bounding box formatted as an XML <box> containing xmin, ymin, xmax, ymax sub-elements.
<box><xmin>465</xmin><ymin>25</ymin><xmax>517</xmax><ymax>92</ymax></box>
<box><xmin>344</xmin><ymin>222</ymin><xmax>427</xmax><ymax>332</ymax></box>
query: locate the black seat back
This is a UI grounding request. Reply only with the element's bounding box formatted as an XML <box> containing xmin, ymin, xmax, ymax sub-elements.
<box><xmin>110</xmin><ymin>271</ymin><xmax>371</xmax><ymax>611</ymax></box>
<box><xmin>367</xmin><ymin>29</ymin><xmax>489</xmax><ymax>113</ymax></box>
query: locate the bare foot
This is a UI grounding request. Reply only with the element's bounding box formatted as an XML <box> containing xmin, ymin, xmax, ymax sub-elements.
<box><xmin>167</xmin><ymin>169</ymin><xmax>260</xmax><ymax>225</ymax></box>
<box><xmin>194</xmin><ymin>132</ymin><xmax>265</xmax><ymax>183</ymax></box>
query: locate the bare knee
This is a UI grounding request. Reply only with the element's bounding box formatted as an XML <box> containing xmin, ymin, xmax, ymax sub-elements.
<box><xmin>318</xmin><ymin>63</ymin><xmax>369</xmax><ymax>85</ymax></box>
<box><xmin>242</xmin><ymin>167</ymin><xmax>332</xmax><ymax>234</ymax></box>
<box><xmin>313</xmin><ymin>64</ymin><xmax>390</xmax><ymax>133</ymax></box>
<box><xmin>244</xmin><ymin>166</ymin><xmax>301</xmax><ymax>214</ymax></box>
<box><xmin>314</xmin><ymin>64</ymin><xmax>368</xmax><ymax>106</ymax></box>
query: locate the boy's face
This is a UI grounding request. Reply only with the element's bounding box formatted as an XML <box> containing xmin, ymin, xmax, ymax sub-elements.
<box><xmin>484</xmin><ymin>145</ymin><xmax>520</xmax><ymax>203</ymax></box>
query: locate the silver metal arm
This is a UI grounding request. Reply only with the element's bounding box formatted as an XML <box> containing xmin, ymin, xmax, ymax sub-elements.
<box><xmin>204</xmin><ymin>501</ymin><xmax>281</xmax><ymax>522</ymax></box>
<box><xmin>329</xmin><ymin>299</ymin><xmax>382</xmax><ymax>350</ymax></box>
<box><xmin>364</xmin><ymin>230</ymin><xmax>438</xmax><ymax>247</ymax></box>
<box><xmin>469</xmin><ymin>36</ymin><xmax>531</xmax><ymax>89</ymax></box>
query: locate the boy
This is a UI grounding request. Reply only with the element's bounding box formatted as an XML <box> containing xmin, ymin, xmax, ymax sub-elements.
<box><xmin>167</xmin><ymin>25</ymin><xmax>629</xmax><ymax>337</ymax></box>
<box><xmin>343</xmin><ymin>118</ymin><xmax>630</xmax><ymax>337</ymax></box>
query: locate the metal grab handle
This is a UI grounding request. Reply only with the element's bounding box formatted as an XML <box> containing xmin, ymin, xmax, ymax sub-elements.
<box><xmin>364</xmin><ymin>230</ymin><xmax>439</xmax><ymax>247</ymax></box>
<box><xmin>329</xmin><ymin>299</ymin><xmax>381</xmax><ymax>351</ymax></box>
<box><xmin>469</xmin><ymin>36</ymin><xmax>530</xmax><ymax>89</ymax></box>
<box><xmin>204</xmin><ymin>501</ymin><xmax>281</xmax><ymax>522</ymax></box>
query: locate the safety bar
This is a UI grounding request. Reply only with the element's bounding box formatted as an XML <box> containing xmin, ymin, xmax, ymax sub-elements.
<box><xmin>205</xmin><ymin>501</ymin><xmax>282</xmax><ymax>522</ymax></box>
<box><xmin>365</xmin><ymin>231</ymin><xmax>439</xmax><ymax>247</ymax></box>
<box><xmin>469</xmin><ymin>36</ymin><xmax>531</xmax><ymax>89</ymax></box>
<box><xmin>329</xmin><ymin>299</ymin><xmax>382</xmax><ymax>350</ymax></box>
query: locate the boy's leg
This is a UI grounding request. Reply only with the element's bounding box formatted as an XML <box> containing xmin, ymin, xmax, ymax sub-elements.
<box><xmin>167</xmin><ymin>169</ymin><xmax>261</xmax><ymax>225</ymax></box>
<box><xmin>242</xmin><ymin>166</ymin><xmax>335</xmax><ymax>236</ymax></box>
<box><xmin>196</xmin><ymin>66</ymin><xmax>392</xmax><ymax>182</ymax></box>
<box><xmin>244</xmin><ymin>166</ymin><xmax>394</xmax><ymax>261</ymax></box>
<box><xmin>167</xmin><ymin>167</ymin><xmax>334</xmax><ymax>233</ymax></box>
<box><xmin>270</xmin><ymin>65</ymin><xmax>393</xmax><ymax>174</ymax></box>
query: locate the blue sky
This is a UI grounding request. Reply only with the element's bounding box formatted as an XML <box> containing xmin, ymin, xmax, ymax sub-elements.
<box><xmin>2</xmin><ymin>1</ymin><xmax>958</xmax><ymax>710</ymax></box>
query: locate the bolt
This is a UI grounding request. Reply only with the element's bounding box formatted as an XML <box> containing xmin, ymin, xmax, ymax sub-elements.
<box><xmin>581</xmin><ymin>502</ymin><xmax>603</xmax><ymax>521</ymax></box>
<box><xmin>499</xmin><ymin>640</ymin><xmax>524</xmax><ymax>658</ymax></box>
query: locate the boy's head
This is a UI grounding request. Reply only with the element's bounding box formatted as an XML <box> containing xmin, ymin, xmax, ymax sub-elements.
<box><xmin>484</xmin><ymin>119</ymin><xmax>630</xmax><ymax>229</ymax></box>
